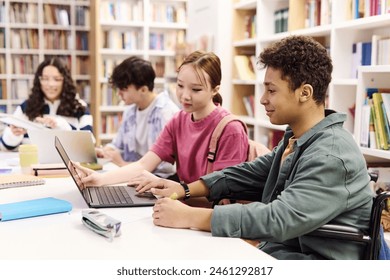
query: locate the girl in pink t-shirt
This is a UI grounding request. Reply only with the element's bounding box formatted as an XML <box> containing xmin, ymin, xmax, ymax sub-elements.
<box><xmin>73</xmin><ymin>51</ymin><xmax>249</xmax><ymax>192</ymax></box>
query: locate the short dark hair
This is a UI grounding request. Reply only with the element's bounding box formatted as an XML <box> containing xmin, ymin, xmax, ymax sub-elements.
<box><xmin>109</xmin><ymin>56</ymin><xmax>156</xmax><ymax>91</ymax></box>
<box><xmin>259</xmin><ymin>35</ymin><xmax>333</xmax><ymax>105</ymax></box>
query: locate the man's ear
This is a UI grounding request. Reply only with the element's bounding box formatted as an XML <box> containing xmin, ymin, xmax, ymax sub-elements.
<box><xmin>139</xmin><ymin>85</ymin><xmax>149</xmax><ymax>93</ymax></box>
<box><xmin>299</xmin><ymin>84</ymin><xmax>313</xmax><ymax>102</ymax></box>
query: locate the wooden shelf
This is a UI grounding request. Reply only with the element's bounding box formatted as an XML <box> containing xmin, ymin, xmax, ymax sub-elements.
<box><xmin>90</xmin><ymin>0</ymin><xmax>187</xmax><ymax>145</ymax></box>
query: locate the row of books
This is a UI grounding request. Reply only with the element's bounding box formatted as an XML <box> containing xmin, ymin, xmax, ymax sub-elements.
<box><xmin>10</xmin><ymin>79</ymin><xmax>30</xmax><ymax>100</ymax></box>
<box><xmin>351</xmin><ymin>35</ymin><xmax>390</xmax><ymax>78</ymax></box>
<box><xmin>101</xmin><ymin>57</ymin><xmax>175</xmax><ymax>81</ymax></box>
<box><xmin>100</xmin><ymin>113</ymin><xmax>123</xmax><ymax>135</ymax></box>
<box><xmin>11</xmin><ymin>55</ymin><xmax>88</xmax><ymax>76</ymax></box>
<box><xmin>350</xmin><ymin>0</ymin><xmax>390</xmax><ymax>19</ymax></box>
<box><xmin>75</xmin><ymin>56</ymin><xmax>90</xmax><ymax>76</ymax></box>
<box><xmin>243</xmin><ymin>14</ymin><xmax>256</xmax><ymax>38</ymax></box>
<box><xmin>0</xmin><ymin>79</ymin><xmax>7</xmax><ymax>99</ymax></box>
<box><xmin>100</xmin><ymin>0</ymin><xmax>143</xmax><ymax>22</ymax></box>
<box><xmin>102</xmin><ymin>58</ymin><xmax>120</xmax><ymax>79</ymax></box>
<box><xmin>1</xmin><ymin>3</ymin><xmax>89</xmax><ymax>26</ymax></box>
<box><xmin>102</xmin><ymin>30</ymin><xmax>142</xmax><ymax>50</ymax></box>
<box><xmin>351</xmin><ymin>40</ymin><xmax>372</xmax><ymax>78</ymax></box>
<box><xmin>75</xmin><ymin>81</ymin><xmax>91</xmax><ymax>104</ymax></box>
<box><xmin>150</xmin><ymin>2</ymin><xmax>186</xmax><ymax>24</ymax></box>
<box><xmin>75</xmin><ymin>31</ymin><xmax>89</xmax><ymax>51</ymax></box>
<box><xmin>374</xmin><ymin>35</ymin><xmax>390</xmax><ymax>66</ymax></box>
<box><xmin>243</xmin><ymin>95</ymin><xmax>255</xmax><ymax>118</ymax></box>
<box><xmin>75</xmin><ymin>6</ymin><xmax>90</xmax><ymax>27</ymax></box>
<box><xmin>44</xmin><ymin>4</ymin><xmax>70</xmax><ymax>26</ymax></box>
<box><xmin>12</xmin><ymin>55</ymin><xmax>40</xmax><ymax>75</ymax></box>
<box><xmin>43</xmin><ymin>31</ymin><xmax>88</xmax><ymax>51</ymax></box>
<box><xmin>10</xmin><ymin>29</ymin><xmax>39</xmax><ymax>49</ymax></box>
<box><xmin>274</xmin><ymin>8</ymin><xmax>288</xmax><ymax>34</ymax></box>
<box><xmin>100</xmin><ymin>84</ymin><xmax>121</xmax><ymax>106</ymax></box>
<box><xmin>234</xmin><ymin>55</ymin><xmax>256</xmax><ymax>80</ymax></box>
<box><xmin>0</xmin><ymin>29</ymin><xmax>4</xmax><ymax>48</ymax></box>
<box><xmin>43</xmin><ymin>30</ymin><xmax>71</xmax><ymax>50</ymax></box>
<box><xmin>0</xmin><ymin>55</ymin><xmax>5</xmax><ymax>74</ymax></box>
<box><xmin>288</xmin><ymin>0</ymin><xmax>332</xmax><ymax>31</ymax></box>
<box><xmin>360</xmin><ymin>88</ymin><xmax>390</xmax><ymax>150</ymax></box>
<box><xmin>9</xmin><ymin>2</ymin><xmax>38</xmax><ymax>24</ymax></box>
<box><xmin>149</xmin><ymin>31</ymin><xmax>184</xmax><ymax>51</ymax></box>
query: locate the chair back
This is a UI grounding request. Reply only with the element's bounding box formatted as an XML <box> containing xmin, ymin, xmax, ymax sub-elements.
<box><xmin>368</xmin><ymin>191</ymin><xmax>390</xmax><ymax>259</ymax></box>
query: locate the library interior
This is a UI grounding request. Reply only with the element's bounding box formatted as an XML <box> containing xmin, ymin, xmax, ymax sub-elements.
<box><xmin>0</xmin><ymin>0</ymin><xmax>390</xmax><ymax>266</ymax></box>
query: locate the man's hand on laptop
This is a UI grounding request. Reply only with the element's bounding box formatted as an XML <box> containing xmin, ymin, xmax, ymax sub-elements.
<box><xmin>95</xmin><ymin>146</ymin><xmax>127</xmax><ymax>167</ymax></box>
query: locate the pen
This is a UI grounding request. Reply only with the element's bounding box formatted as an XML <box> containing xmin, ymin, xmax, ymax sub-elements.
<box><xmin>169</xmin><ymin>192</ymin><xmax>178</xmax><ymax>200</ymax></box>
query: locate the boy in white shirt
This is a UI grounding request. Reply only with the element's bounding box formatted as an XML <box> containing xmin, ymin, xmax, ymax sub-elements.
<box><xmin>97</xmin><ymin>56</ymin><xmax>179</xmax><ymax>179</ymax></box>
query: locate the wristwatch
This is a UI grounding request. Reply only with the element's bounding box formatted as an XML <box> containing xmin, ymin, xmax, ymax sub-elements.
<box><xmin>179</xmin><ymin>181</ymin><xmax>190</xmax><ymax>200</ymax></box>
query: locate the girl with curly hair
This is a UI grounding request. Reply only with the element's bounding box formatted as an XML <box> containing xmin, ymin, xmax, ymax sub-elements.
<box><xmin>0</xmin><ymin>57</ymin><xmax>92</xmax><ymax>150</ymax></box>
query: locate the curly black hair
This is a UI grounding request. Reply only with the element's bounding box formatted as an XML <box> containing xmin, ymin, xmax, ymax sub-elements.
<box><xmin>259</xmin><ymin>35</ymin><xmax>333</xmax><ymax>105</ymax></box>
<box><xmin>109</xmin><ymin>56</ymin><xmax>156</xmax><ymax>91</ymax></box>
<box><xmin>25</xmin><ymin>57</ymin><xmax>86</xmax><ymax>120</ymax></box>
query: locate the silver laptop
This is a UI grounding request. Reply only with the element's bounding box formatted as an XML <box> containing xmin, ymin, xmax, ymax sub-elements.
<box><xmin>54</xmin><ymin>136</ymin><xmax>156</xmax><ymax>208</ymax></box>
<box><xmin>28</xmin><ymin>129</ymin><xmax>98</xmax><ymax>165</ymax></box>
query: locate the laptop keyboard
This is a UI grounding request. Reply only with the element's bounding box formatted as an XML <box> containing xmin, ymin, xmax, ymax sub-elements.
<box><xmin>95</xmin><ymin>186</ymin><xmax>133</xmax><ymax>205</ymax></box>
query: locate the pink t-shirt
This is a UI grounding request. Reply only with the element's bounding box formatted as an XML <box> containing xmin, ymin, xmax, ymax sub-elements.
<box><xmin>150</xmin><ymin>106</ymin><xmax>249</xmax><ymax>183</ymax></box>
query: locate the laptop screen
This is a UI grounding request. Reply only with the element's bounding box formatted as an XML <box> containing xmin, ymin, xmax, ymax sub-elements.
<box><xmin>54</xmin><ymin>136</ymin><xmax>87</xmax><ymax>192</ymax></box>
<box><xmin>29</xmin><ymin>129</ymin><xmax>98</xmax><ymax>164</ymax></box>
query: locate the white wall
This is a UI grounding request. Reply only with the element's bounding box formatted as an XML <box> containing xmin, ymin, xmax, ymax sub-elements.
<box><xmin>187</xmin><ymin>0</ymin><xmax>233</xmax><ymax>110</ymax></box>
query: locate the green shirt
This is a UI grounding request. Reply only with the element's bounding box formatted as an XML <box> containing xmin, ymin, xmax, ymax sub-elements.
<box><xmin>201</xmin><ymin>110</ymin><xmax>373</xmax><ymax>259</ymax></box>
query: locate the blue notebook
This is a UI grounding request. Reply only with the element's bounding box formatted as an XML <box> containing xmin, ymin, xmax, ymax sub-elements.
<box><xmin>0</xmin><ymin>197</ymin><xmax>72</xmax><ymax>221</ymax></box>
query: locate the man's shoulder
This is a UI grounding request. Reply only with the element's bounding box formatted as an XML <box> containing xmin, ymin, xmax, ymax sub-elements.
<box><xmin>155</xmin><ymin>91</ymin><xmax>179</xmax><ymax>109</ymax></box>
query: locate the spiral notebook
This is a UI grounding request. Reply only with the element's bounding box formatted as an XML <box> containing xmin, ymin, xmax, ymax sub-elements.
<box><xmin>0</xmin><ymin>174</ymin><xmax>45</xmax><ymax>189</ymax></box>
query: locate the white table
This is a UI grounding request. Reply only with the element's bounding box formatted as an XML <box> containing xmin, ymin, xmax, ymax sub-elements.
<box><xmin>0</xmin><ymin>174</ymin><xmax>273</xmax><ymax>260</ymax></box>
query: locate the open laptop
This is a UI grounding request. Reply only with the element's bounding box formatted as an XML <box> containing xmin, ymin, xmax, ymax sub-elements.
<box><xmin>28</xmin><ymin>129</ymin><xmax>102</xmax><ymax>170</ymax></box>
<box><xmin>54</xmin><ymin>136</ymin><xmax>156</xmax><ymax>208</ymax></box>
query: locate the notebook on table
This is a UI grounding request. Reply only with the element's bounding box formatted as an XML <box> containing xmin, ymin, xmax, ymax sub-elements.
<box><xmin>28</xmin><ymin>129</ymin><xmax>102</xmax><ymax>170</ymax></box>
<box><xmin>54</xmin><ymin>136</ymin><xmax>156</xmax><ymax>208</ymax></box>
<box><xmin>0</xmin><ymin>174</ymin><xmax>45</xmax><ymax>189</ymax></box>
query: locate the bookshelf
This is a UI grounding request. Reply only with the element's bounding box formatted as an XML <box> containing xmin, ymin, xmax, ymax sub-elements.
<box><xmin>0</xmin><ymin>0</ymin><xmax>91</xmax><ymax>116</ymax></box>
<box><xmin>89</xmin><ymin>0</ymin><xmax>187</xmax><ymax>145</ymax></box>
<box><xmin>230</xmin><ymin>0</ymin><xmax>390</xmax><ymax>158</ymax></box>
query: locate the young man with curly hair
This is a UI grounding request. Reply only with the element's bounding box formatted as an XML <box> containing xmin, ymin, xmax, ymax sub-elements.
<box><xmin>143</xmin><ymin>35</ymin><xmax>374</xmax><ymax>260</ymax></box>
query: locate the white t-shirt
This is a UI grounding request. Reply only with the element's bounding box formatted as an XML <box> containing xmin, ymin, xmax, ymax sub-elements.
<box><xmin>135</xmin><ymin>97</ymin><xmax>158</xmax><ymax>156</ymax></box>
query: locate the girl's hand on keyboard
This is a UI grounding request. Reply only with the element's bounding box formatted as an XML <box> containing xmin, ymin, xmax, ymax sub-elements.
<box><xmin>129</xmin><ymin>170</ymin><xmax>159</xmax><ymax>192</ymax></box>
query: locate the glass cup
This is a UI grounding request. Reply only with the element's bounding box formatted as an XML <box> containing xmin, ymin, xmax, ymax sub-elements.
<box><xmin>19</xmin><ymin>144</ymin><xmax>39</xmax><ymax>174</ymax></box>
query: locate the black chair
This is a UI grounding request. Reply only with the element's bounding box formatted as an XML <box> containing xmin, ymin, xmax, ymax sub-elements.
<box><xmin>309</xmin><ymin>186</ymin><xmax>390</xmax><ymax>259</ymax></box>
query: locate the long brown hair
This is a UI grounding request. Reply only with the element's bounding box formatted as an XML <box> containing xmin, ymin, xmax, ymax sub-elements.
<box><xmin>25</xmin><ymin>57</ymin><xmax>85</xmax><ymax>120</ymax></box>
<box><xmin>177</xmin><ymin>51</ymin><xmax>223</xmax><ymax>105</ymax></box>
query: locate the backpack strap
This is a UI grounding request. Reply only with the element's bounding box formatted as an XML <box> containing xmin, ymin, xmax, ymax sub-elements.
<box><xmin>207</xmin><ymin>114</ymin><xmax>248</xmax><ymax>174</ymax></box>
